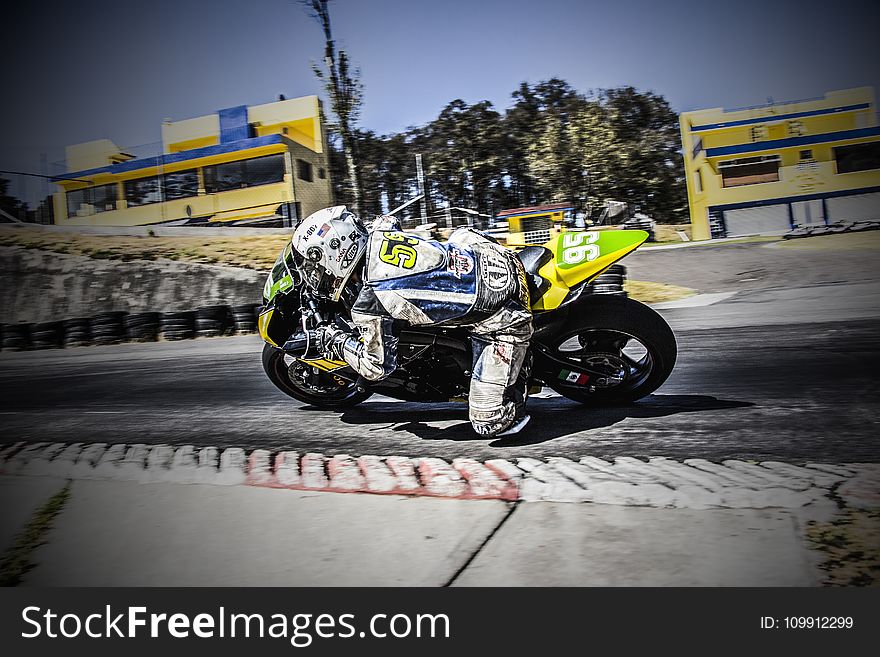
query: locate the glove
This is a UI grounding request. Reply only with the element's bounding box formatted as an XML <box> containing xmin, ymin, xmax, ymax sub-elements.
<box><xmin>314</xmin><ymin>324</ymin><xmax>349</xmax><ymax>360</ymax></box>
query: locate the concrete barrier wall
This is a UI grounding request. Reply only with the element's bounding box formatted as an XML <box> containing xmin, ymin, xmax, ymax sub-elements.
<box><xmin>0</xmin><ymin>246</ymin><xmax>265</xmax><ymax>324</ymax></box>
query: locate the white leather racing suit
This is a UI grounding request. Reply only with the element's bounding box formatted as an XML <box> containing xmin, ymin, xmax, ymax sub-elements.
<box><xmin>326</xmin><ymin>216</ymin><xmax>533</xmax><ymax>437</ymax></box>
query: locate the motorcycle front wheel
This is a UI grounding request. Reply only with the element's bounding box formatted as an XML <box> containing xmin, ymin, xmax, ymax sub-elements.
<box><xmin>544</xmin><ymin>295</ymin><xmax>677</xmax><ymax>405</ymax></box>
<box><xmin>262</xmin><ymin>343</ymin><xmax>373</xmax><ymax>408</ymax></box>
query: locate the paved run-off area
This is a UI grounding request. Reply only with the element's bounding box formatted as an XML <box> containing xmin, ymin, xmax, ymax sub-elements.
<box><xmin>1</xmin><ymin>442</ymin><xmax>878</xmax><ymax>586</ymax></box>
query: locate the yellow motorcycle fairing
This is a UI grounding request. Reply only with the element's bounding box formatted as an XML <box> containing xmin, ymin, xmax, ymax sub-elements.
<box><xmin>531</xmin><ymin>229</ymin><xmax>648</xmax><ymax>311</ymax></box>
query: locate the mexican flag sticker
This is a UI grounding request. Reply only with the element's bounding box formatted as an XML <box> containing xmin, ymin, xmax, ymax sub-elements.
<box><xmin>559</xmin><ymin>369</ymin><xmax>589</xmax><ymax>385</ymax></box>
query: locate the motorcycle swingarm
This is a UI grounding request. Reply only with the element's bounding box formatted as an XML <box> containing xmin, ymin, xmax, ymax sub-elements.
<box><xmin>531</xmin><ymin>343</ymin><xmax>623</xmax><ymax>386</ymax></box>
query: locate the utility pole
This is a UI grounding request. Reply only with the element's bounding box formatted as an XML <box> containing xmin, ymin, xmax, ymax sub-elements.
<box><xmin>415</xmin><ymin>153</ymin><xmax>428</xmax><ymax>224</ymax></box>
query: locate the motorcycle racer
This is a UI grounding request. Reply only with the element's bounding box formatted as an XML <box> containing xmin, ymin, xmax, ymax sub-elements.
<box><xmin>290</xmin><ymin>205</ymin><xmax>533</xmax><ymax>437</ymax></box>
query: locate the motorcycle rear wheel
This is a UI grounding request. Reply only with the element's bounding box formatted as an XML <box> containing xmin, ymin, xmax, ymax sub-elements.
<box><xmin>262</xmin><ymin>343</ymin><xmax>373</xmax><ymax>408</ymax></box>
<box><xmin>545</xmin><ymin>295</ymin><xmax>677</xmax><ymax>405</ymax></box>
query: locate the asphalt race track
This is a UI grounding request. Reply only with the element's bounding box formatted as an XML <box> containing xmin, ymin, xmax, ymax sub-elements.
<box><xmin>2</xmin><ymin>267</ymin><xmax>878</xmax><ymax>464</ymax></box>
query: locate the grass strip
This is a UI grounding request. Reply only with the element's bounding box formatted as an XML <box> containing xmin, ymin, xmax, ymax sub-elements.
<box><xmin>0</xmin><ymin>484</ymin><xmax>71</xmax><ymax>586</ymax></box>
<box><xmin>806</xmin><ymin>509</ymin><xmax>880</xmax><ymax>587</ymax></box>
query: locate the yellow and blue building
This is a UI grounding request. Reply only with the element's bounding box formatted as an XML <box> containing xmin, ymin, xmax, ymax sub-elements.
<box><xmin>53</xmin><ymin>95</ymin><xmax>333</xmax><ymax>227</ymax></box>
<box><xmin>680</xmin><ymin>87</ymin><xmax>880</xmax><ymax>240</ymax></box>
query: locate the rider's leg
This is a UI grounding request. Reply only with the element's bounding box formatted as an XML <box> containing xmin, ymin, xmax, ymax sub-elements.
<box><xmin>467</xmin><ymin>302</ymin><xmax>533</xmax><ymax>437</ymax></box>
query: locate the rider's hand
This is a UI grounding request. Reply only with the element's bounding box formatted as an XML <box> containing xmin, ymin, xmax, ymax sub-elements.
<box><xmin>315</xmin><ymin>324</ymin><xmax>348</xmax><ymax>360</ymax></box>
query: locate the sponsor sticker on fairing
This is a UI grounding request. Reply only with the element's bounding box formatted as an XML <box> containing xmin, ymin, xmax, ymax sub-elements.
<box><xmin>479</xmin><ymin>250</ymin><xmax>511</xmax><ymax>291</ymax></box>
<box><xmin>447</xmin><ymin>247</ymin><xmax>474</xmax><ymax>278</ymax></box>
<box><xmin>558</xmin><ymin>369</ymin><xmax>589</xmax><ymax>385</ymax></box>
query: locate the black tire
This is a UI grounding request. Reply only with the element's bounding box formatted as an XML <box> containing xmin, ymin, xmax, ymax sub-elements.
<box><xmin>262</xmin><ymin>343</ymin><xmax>373</xmax><ymax>408</ymax></box>
<box><xmin>195</xmin><ymin>305</ymin><xmax>231</xmax><ymax>319</ymax></box>
<box><xmin>162</xmin><ymin>311</ymin><xmax>196</xmax><ymax>322</ymax></box>
<box><xmin>92</xmin><ymin>311</ymin><xmax>128</xmax><ymax>323</ymax></box>
<box><xmin>162</xmin><ymin>331</ymin><xmax>195</xmax><ymax>341</ymax></box>
<box><xmin>125</xmin><ymin>312</ymin><xmax>160</xmax><ymax>326</ymax></box>
<box><xmin>160</xmin><ymin>319</ymin><xmax>194</xmax><ymax>329</ymax></box>
<box><xmin>544</xmin><ymin>295</ymin><xmax>677</xmax><ymax>405</ymax></box>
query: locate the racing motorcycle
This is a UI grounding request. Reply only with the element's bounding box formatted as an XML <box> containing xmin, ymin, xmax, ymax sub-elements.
<box><xmin>258</xmin><ymin>228</ymin><xmax>676</xmax><ymax>409</ymax></box>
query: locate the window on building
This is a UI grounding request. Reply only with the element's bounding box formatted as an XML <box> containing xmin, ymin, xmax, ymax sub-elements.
<box><xmin>163</xmin><ymin>169</ymin><xmax>200</xmax><ymax>201</ymax></box>
<box><xmin>124</xmin><ymin>177</ymin><xmax>162</xmax><ymax>207</ymax></box>
<box><xmin>799</xmin><ymin>150</ymin><xmax>813</xmax><ymax>161</ymax></box>
<box><xmin>788</xmin><ymin>121</ymin><xmax>806</xmax><ymax>137</ymax></box>
<box><xmin>203</xmin><ymin>154</ymin><xmax>285</xmax><ymax>193</ymax></box>
<box><xmin>318</xmin><ymin>167</ymin><xmax>326</xmax><ymax>180</ymax></box>
<box><xmin>204</xmin><ymin>161</ymin><xmax>244</xmax><ymax>193</ymax></box>
<box><xmin>296</xmin><ymin>159</ymin><xmax>313</xmax><ymax>182</ymax></box>
<box><xmin>749</xmin><ymin>126</ymin><xmax>768</xmax><ymax>142</ymax></box>
<box><xmin>693</xmin><ymin>170</ymin><xmax>703</xmax><ymax>194</ymax></box>
<box><xmin>834</xmin><ymin>142</ymin><xmax>880</xmax><ymax>174</ymax></box>
<box><xmin>66</xmin><ymin>184</ymin><xmax>117</xmax><ymax>217</ymax></box>
<box><xmin>719</xmin><ymin>155</ymin><xmax>781</xmax><ymax>187</ymax></box>
<box><xmin>244</xmin><ymin>154</ymin><xmax>285</xmax><ymax>187</ymax></box>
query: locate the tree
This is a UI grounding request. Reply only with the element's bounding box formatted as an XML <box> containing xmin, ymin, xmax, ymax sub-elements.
<box><xmin>526</xmin><ymin>98</ymin><xmax>615</xmax><ymax>215</ymax></box>
<box><xmin>0</xmin><ymin>177</ymin><xmax>27</xmax><ymax>222</ymax></box>
<box><xmin>418</xmin><ymin>99</ymin><xmax>505</xmax><ymax>217</ymax></box>
<box><xmin>503</xmin><ymin>79</ymin><xmax>584</xmax><ymax>207</ymax></box>
<box><xmin>601</xmin><ymin>87</ymin><xmax>688</xmax><ymax>221</ymax></box>
<box><xmin>301</xmin><ymin>0</ymin><xmax>364</xmax><ymax>214</ymax></box>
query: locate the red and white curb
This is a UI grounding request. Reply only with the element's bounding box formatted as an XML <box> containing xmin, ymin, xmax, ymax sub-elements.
<box><xmin>0</xmin><ymin>442</ymin><xmax>877</xmax><ymax>510</ymax></box>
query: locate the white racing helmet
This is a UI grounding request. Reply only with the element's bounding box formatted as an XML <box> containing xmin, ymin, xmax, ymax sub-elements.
<box><xmin>291</xmin><ymin>206</ymin><xmax>368</xmax><ymax>301</ymax></box>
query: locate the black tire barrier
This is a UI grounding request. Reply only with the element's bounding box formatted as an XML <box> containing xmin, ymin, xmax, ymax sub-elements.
<box><xmin>91</xmin><ymin>311</ymin><xmax>129</xmax><ymax>324</ymax></box>
<box><xmin>31</xmin><ymin>321</ymin><xmax>64</xmax><ymax>349</ymax></box>
<box><xmin>92</xmin><ymin>335</ymin><xmax>123</xmax><ymax>346</ymax></box>
<box><xmin>62</xmin><ymin>317</ymin><xmax>91</xmax><ymax>347</ymax></box>
<box><xmin>589</xmin><ymin>264</ymin><xmax>627</xmax><ymax>296</ymax></box>
<box><xmin>194</xmin><ymin>305</ymin><xmax>233</xmax><ymax>338</ymax></box>
<box><xmin>125</xmin><ymin>312</ymin><xmax>161</xmax><ymax>326</ymax></box>
<box><xmin>124</xmin><ymin>312</ymin><xmax>161</xmax><ymax>342</ymax></box>
<box><xmin>195</xmin><ymin>318</ymin><xmax>224</xmax><ymax>330</ymax></box>
<box><xmin>162</xmin><ymin>330</ymin><xmax>196</xmax><ymax>341</ymax></box>
<box><xmin>89</xmin><ymin>311</ymin><xmax>127</xmax><ymax>345</ymax></box>
<box><xmin>2</xmin><ymin>323</ymin><xmax>32</xmax><ymax>351</ymax></box>
<box><xmin>6</xmin><ymin>303</ymin><xmax>266</xmax><ymax>352</ymax></box>
<box><xmin>161</xmin><ymin>311</ymin><xmax>197</xmax><ymax>322</ymax></box>
<box><xmin>160</xmin><ymin>310</ymin><xmax>196</xmax><ymax>341</ymax></box>
<box><xmin>232</xmin><ymin>303</ymin><xmax>260</xmax><ymax>334</ymax></box>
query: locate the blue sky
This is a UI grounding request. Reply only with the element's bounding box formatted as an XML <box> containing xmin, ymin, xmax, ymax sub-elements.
<box><xmin>2</xmin><ymin>0</ymin><xmax>877</xmax><ymax>200</ymax></box>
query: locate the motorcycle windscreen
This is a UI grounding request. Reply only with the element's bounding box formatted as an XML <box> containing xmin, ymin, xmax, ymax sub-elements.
<box><xmin>533</xmin><ymin>229</ymin><xmax>648</xmax><ymax>311</ymax></box>
<box><xmin>263</xmin><ymin>242</ymin><xmax>299</xmax><ymax>303</ymax></box>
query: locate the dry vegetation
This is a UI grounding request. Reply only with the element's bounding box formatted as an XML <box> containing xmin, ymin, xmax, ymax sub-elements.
<box><xmin>653</xmin><ymin>223</ymin><xmax>692</xmax><ymax>243</ymax></box>
<box><xmin>0</xmin><ymin>227</ymin><xmax>290</xmax><ymax>270</ymax></box>
<box><xmin>624</xmin><ymin>280</ymin><xmax>695</xmax><ymax>304</ymax></box>
<box><xmin>807</xmin><ymin>509</ymin><xmax>880</xmax><ymax>587</ymax></box>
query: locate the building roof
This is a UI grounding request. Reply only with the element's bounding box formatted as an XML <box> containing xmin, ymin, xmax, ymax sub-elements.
<box><xmin>57</xmin><ymin>134</ymin><xmax>287</xmax><ymax>183</ymax></box>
